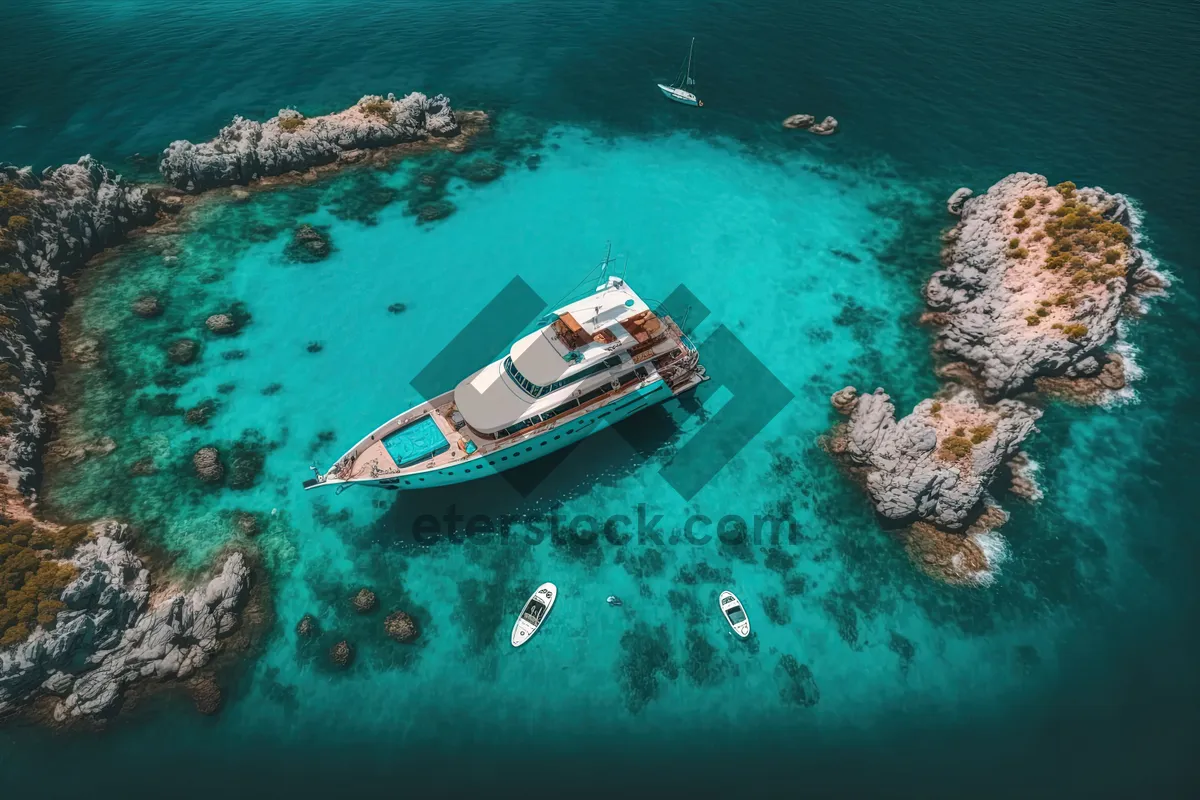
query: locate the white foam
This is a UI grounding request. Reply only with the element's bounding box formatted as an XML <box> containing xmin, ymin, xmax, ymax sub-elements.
<box><xmin>1120</xmin><ymin>193</ymin><xmax>1175</xmax><ymax>292</ymax></box>
<box><xmin>964</xmin><ymin>529</ymin><xmax>1010</xmax><ymax>587</ymax></box>
<box><xmin>1099</xmin><ymin>320</ymin><xmax>1144</xmax><ymax>408</ymax></box>
<box><xmin>1010</xmin><ymin>454</ymin><xmax>1044</xmax><ymax>502</ymax></box>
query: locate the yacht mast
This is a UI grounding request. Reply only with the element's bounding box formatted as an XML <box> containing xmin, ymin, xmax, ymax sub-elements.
<box><xmin>598</xmin><ymin>241</ymin><xmax>613</xmax><ymax>285</ymax></box>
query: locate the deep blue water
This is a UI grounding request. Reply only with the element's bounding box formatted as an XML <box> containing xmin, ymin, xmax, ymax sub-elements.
<box><xmin>3</xmin><ymin>1</ymin><xmax>1200</xmax><ymax>796</ymax></box>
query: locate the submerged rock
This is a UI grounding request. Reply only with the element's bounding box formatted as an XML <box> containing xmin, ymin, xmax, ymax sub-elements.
<box><xmin>415</xmin><ymin>200</ymin><xmax>455</xmax><ymax>224</ymax></box>
<box><xmin>306</xmin><ymin>341</ymin><xmax>324</xmax><ymax>353</ymax></box>
<box><xmin>459</xmin><ymin>159</ymin><xmax>504</xmax><ymax>183</ymax></box>
<box><xmin>205</xmin><ymin>313</ymin><xmax>238</xmax><ymax>335</ymax></box>
<box><xmin>166</xmin><ymin>338</ymin><xmax>199</xmax><ymax>365</ymax></box>
<box><xmin>193</xmin><ymin>446</ymin><xmax>224</xmax><ymax>483</ymax></box>
<box><xmin>384</xmin><ymin>611</ymin><xmax>420</xmax><ymax>643</ymax></box>
<box><xmin>905</xmin><ymin>510</ymin><xmax>1008</xmax><ymax>587</ymax></box>
<box><xmin>184</xmin><ymin>398</ymin><xmax>218</xmax><ymax>426</ymax></box>
<box><xmin>296</xmin><ymin>614</ymin><xmax>319</xmax><ymax>638</ymax></box>
<box><xmin>387</xmin><ymin>302</ymin><xmax>407</xmax><ymax>314</ymax></box>
<box><xmin>776</xmin><ymin>655</ymin><xmax>820</xmax><ymax>707</ymax></box>
<box><xmin>46</xmin><ymin>435</ymin><xmax>117</xmax><ymax>465</ymax></box>
<box><xmin>159</xmin><ymin>92</ymin><xmax>462</xmax><ymax>192</ymax></box>
<box><xmin>228</xmin><ymin>451</ymin><xmax>264</xmax><ymax>490</ymax></box>
<box><xmin>131</xmin><ymin>296</ymin><xmax>164</xmax><ymax>318</ymax></box>
<box><xmin>188</xmin><ymin>676</ymin><xmax>222</xmax><ymax>715</ymax></box>
<box><xmin>128</xmin><ymin>457</ymin><xmax>157</xmax><ymax>477</ymax></box>
<box><xmin>330</xmin><ymin>640</ymin><xmax>354</xmax><ymax>668</ymax></box>
<box><xmin>231</xmin><ymin>510</ymin><xmax>260</xmax><ymax>537</ymax></box>
<box><xmin>352</xmin><ymin>588</ymin><xmax>378</xmax><ymax>613</ymax></box>
<box><xmin>284</xmin><ymin>223</ymin><xmax>333</xmax><ymax>263</ymax></box>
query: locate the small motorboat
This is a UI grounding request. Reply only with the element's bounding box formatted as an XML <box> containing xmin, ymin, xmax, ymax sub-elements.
<box><xmin>658</xmin><ymin>37</ymin><xmax>703</xmax><ymax>107</ymax></box>
<box><xmin>511</xmin><ymin>583</ymin><xmax>557</xmax><ymax>647</ymax></box>
<box><xmin>719</xmin><ymin>590</ymin><xmax>750</xmax><ymax>638</ymax></box>
<box><xmin>606</xmin><ymin>595</ymin><xmax>623</xmax><ymax>607</ymax></box>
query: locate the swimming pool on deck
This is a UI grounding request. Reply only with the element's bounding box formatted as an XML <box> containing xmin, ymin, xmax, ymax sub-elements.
<box><xmin>381</xmin><ymin>415</ymin><xmax>450</xmax><ymax>467</ymax></box>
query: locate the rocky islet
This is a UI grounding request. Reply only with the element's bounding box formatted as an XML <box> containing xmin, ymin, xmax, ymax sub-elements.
<box><xmin>826</xmin><ymin>173</ymin><xmax>1169</xmax><ymax>585</ymax></box>
<box><xmin>159</xmin><ymin>92</ymin><xmax>463</xmax><ymax>192</ymax></box>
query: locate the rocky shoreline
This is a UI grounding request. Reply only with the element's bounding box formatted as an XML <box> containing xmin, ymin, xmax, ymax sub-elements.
<box><xmin>1</xmin><ymin>158</ymin><xmax>158</xmax><ymax>499</ymax></box>
<box><xmin>0</xmin><ymin>90</ymin><xmax>480</xmax><ymax>725</ymax></box>
<box><xmin>826</xmin><ymin>174</ymin><xmax>1168</xmax><ymax>586</ymax></box>
<box><xmin>0</xmin><ymin>519</ymin><xmax>258</xmax><ymax>725</ymax></box>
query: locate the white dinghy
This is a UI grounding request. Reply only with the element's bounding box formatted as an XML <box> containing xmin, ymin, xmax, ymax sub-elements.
<box><xmin>511</xmin><ymin>583</ymin><xmax>557</xmax><ymax>647</ymax></box>
<box><xmin>719</xmin><ymin>590</ymin><xmax>750</xmax><ymax>638</ymax></box>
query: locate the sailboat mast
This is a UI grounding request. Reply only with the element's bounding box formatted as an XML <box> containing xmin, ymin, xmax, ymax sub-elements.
<box><xmin>599</xmin><ymin>241</ymin><xmax>612</xmax><ymax>286</ymax></box>
<box><xmin>686</xmin><ymin>37</ymin><xmax>694</xmax><ymax>84</ymax></box>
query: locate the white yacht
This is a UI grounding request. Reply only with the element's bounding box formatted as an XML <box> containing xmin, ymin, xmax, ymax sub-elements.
<box><xmin>304</xmin><ymin>251</ymin><xmax>708</xmax><ymax>493</ymax></box>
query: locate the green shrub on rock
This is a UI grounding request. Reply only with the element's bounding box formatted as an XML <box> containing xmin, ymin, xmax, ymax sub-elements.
<box><xmin>1061</xmin><ymin>323</ymin><xmax>1089</xmax><ymax>339</ymax></box>
<box><xmin>0</xmin><ymin>520</ymin><xmax>87</xmax><ymax>648</ymax></box>
<box><xmin>0</xmin><ymin>271</ymin><xmax>33</xmax><ymax>295</ymax></box>
<box><xmin>969</xmin><ymin>424</ymin><xmax>995</xmax><ymax>444</ymax></box>
<box><xmin>360</xmin><ymin>98</ymin><xmax>393</xmax><ymax>120</ymax></box>
<box><xmin>940</xmin><ymin>436</ymin><xmax>973</xmax><ymax>460</ymax></box>
<box><xmin>0</xmin><ymin>184</ymin><xmax>34</xmax><ymax>225</ymax></box>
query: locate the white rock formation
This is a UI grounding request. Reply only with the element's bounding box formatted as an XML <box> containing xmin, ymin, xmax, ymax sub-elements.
<box><xmin>160</xmin><ymin>92</ymin><xmax>460</xmax><ymax>192</ymax></box>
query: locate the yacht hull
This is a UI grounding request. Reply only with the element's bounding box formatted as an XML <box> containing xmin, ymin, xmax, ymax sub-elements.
<box><xmin>308</xmin><ymin>378</ymin><xmax>680</xmax><ymax>491</ymax></box>
<box><xmin>657</xmin><ymin>84</ymin><xmax>700</xmax><ymax>106</ymax></box>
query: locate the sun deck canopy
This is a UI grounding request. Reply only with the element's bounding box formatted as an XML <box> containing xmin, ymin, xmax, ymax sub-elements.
<box><xmin>452</xmin><ymin>278</ymin><xmax>657</xmax><ymax>434</ymax></box>
<box><xmin>453</xmin><ymin>362</ymin><xmax>536</xmax><ymax>435</ymax></box>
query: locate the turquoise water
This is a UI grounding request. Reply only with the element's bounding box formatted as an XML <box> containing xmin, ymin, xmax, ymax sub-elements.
<box><xmin>3</xmin><ymin>1</ymin><xmax>1200</xmax><ymax>795</ymax></box>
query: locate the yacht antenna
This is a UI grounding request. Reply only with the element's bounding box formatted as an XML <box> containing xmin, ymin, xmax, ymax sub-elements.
<box><xmin>621</xmin><ymin>255</ymin><xmax>629</xmax><ymax>283</ymax></box>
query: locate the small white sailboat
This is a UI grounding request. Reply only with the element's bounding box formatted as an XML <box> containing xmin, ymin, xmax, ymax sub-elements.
<box><xmin>719</xmin><ymin>590</ymin><xmax>750</xmax><ymax>638</ymax></box>
<box><xmin>657</xmin><ymin>37</ymin><xmax>703</xmax><ymax>107</ymax></box>
<box><xmin>511</xmin><ymin>583</ymin><xmax>557</xmax><ymax>647</ymax></box>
